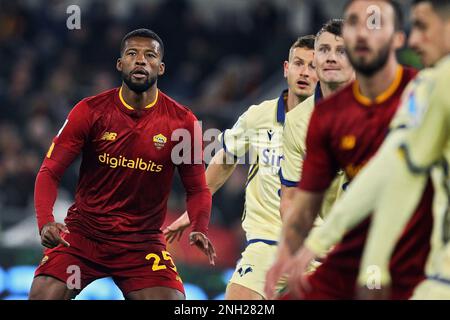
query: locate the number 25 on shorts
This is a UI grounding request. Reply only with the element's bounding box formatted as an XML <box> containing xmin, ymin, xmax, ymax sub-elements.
<box><xmin>145</xmin><ymin>250</ymin><xmax>177</xmax><ymax>272</ymax></box>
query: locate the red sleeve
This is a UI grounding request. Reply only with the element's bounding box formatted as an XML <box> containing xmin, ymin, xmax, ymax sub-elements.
<box><xmin>298</xmin><ymin>107</ymin><xmax>338</xmax><ymax>192</ymax></box>
<box><xmin>35</xmin><ymin>101</ymin><xmax>91</xmax><ymax>232</ymax></box>
<box><xmin>177</xmin><ymin>112</ymin><xmax>212</xmax><ymax>235</ymax></box>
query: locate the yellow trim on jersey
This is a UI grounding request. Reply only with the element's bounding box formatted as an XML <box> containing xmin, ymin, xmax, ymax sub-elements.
<box><xmin>353</xmin><ymin>66</ymin><xmax>404</xmax><ymax>106</ymax></box>
<box><xmin>46</xmin><ymin>142</ymin><xmax>55</xmax><ymax>158</ymax></box>
<box><xmin>119</xmin><ymin>86</ymin><xmax>159</xmax><ymax>110</ymax></box>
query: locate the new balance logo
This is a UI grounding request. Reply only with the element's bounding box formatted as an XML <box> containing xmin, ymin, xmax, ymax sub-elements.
<box><xmin>101</xmin><ymin>132</ymin><xmax>117</xmax><ymax>141</ymax></box>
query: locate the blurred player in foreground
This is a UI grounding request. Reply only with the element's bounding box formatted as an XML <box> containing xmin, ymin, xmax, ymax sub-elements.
<box><xmin>295</xmin><ymin>0</ymin><xmax>450</xmax><ymax>300</ymax></box>
<box><xmin>29</xmin><ymin>29</ymin><xmax>215</xmax><ymax>300</ymax></box>
<box><xmin>164</xmin><ymin>36</ymin><xmax>318</xmax><ymax>299</ymax></box>
<box><xmin>266</xmin><ymin>0</ymin><xmax>425</xmax><ymax>300</ymax></box>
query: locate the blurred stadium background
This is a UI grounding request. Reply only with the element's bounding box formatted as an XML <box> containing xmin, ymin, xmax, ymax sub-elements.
<box><xmin>0</xmin><ymin>0</ymin><xmax>419</xmax><ymax>300</ymax></box>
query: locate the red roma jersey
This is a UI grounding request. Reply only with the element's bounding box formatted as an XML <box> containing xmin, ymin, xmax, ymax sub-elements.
<box><xmin>41</xmin><ymin>88</ymin><xmax>208</xmax><ymax>249</ymax></box>
<box><xmin>299</xmin><ymin>66</ymin><xmax>432</xmax><ymax>293</ymax></box>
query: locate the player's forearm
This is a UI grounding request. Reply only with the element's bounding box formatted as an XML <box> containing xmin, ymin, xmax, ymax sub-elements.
<box><xmin>279</xmin><ymin>185</ymin><xmax>297</xmax><ymax>221</ymax></box>
<box><xmin>205</xmin><ymin>149</ymin><xmax>237</xmax><ymax>195</ymax></box>
<box><xmin>35</xmin><ymin>146</ymin><xmax>79</xmax><ymax>232</ymax></box>
<box><xmin>186</xmin><ymin>187</ymin><xmax>212</xmax><ymax>235</ymax></box>
<box><xmin>181</xmin><ymin>171</ymin><xmax>212</xmax><ymax>235</ymax></box>
<box><xmin>282</xmin><ymin>190</ymin><xmax>323</xmax><ymax>254</ymax></box>
<box><xmin>275</xmin><ymin>237</ymin><xmax>294</xmax><ymax>262</ymax></box>
<box><xmin>284</xmin><ymin>220</ymin><xmax>308</xmax><ymax>254</ymax></box>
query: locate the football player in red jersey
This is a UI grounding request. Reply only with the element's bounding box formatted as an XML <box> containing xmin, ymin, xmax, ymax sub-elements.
<box><xmin>29</xmin><ymin>29</ymin><xmax>215</xmax><ymax>300</ymax></box>
<box><xmin>265</xmin><ymin>0</ymin><xmax>431</xmax><ymax>300</ymax></box>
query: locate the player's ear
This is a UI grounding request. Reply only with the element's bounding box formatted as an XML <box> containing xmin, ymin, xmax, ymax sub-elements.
<box><xmin>158</xmin><ymin>62</ymin><xmax>165</xmax><ymax>76</ymax></box>
<box><xmin>283</xmin><ymin>60</ymin><xmax>289</xmax><ymax>78</ymax></box>
<box><xmin>393</xmin><ymin>31</ymin><xmax>406</xmax><ymax>50</ymax></box>
<box><xmin>116</xmin><ymin>58</ymin><xmax>122</xmax><ymax>72</ymax></box>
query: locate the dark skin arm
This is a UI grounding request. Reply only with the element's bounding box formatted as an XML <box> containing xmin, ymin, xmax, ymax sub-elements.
<box><xmin>40</xmin><ymin>222</ymin><xmax>70</xmax><ymax>248</ymax></box>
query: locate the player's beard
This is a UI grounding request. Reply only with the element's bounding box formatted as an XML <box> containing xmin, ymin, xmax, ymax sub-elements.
<box><xmin>122</xmin><ymin>71</ymin><xmax>157</xmax><ymax>93</ymax></box>
<box><xmin>347</xmin><ymin>38</ymin><xmax>392</xmax><ymax>77</ymax></box>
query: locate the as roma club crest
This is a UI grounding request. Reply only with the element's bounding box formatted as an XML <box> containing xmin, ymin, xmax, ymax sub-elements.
<box><xmin>153</xmin><ymin>133</ymin><xmax>167</xmax><ymax>150</ymax></box>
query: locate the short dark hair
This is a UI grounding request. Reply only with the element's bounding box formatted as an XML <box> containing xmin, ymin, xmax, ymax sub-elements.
<box><xmin>120</xmin><ymin>28</ymin><xmax>165</xmax><ymax>58</ymax></box>
<box><xmin>413</xmin><ymin>0</ymin><xmax>450</xmax><ymax>18</ymax></box>
<box><xmin>343</xmin><ymin>0</ymin><xmax>404</xmax><ymax>31</ymax></box>
<box><xmin>288</xmin><ymin>35</ymin><xmax>315</xmax><ymax>60</ymax></box>
<box><xmin>316</xmin><ymin>19</ymin><xmax>344</xmax><ymax>39</ymax></box>
<box><xmin>291</xmin><ymin>35</ymin><xmax>316</xmax><ymax>51</ymax></box>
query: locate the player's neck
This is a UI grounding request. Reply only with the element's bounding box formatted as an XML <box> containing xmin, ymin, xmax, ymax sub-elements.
<box><xmin>286</xmin><ymin>91</ymin><xmax>304</xmax><ymax>112</ymax></box>
<box><xmin>120</xmin><ymin>84</ymin><xmax>158</xmax><ymax>110</ymax></box>
<box><xmin>356</xmin><ymin>56</ymin><xmax>400</xmax><ymax>101</ymax></box>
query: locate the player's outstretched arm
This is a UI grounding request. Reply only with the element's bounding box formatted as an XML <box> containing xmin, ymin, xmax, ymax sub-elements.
<box><xmin>356</xmin><ymin>144</ymin><xmax>429</xmax><ymax>299</ymax></box>
<box><xmin>164</xmin><ymin>148</ymin><xmax>238</xmax><ymax>242</ymax></box>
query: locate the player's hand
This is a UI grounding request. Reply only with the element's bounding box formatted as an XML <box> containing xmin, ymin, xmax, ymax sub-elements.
<box><xmin>189</xmin><ymin>232</ymin><xmax>216</xmax><ymax>266</ymax></box>
<box><xmin>264</xmin><ymin>259</ymin><xmax>293</xmax><ymax>300</ymax></box>
<box><xmin>287</xmin><ymin>246</ymin><xmax>316</xmax><ymax>299</ymax></box>
<box><xmin>40</xmin><ymin>222</ymin><xmax>70</xmax><ymax>248</ymax></box>
<box><xmin>163</xmin><ymin>211</ymin><xmax>190</xmax><ymax>243</ymax></box>
<box><xmin>356</xmin><ymin>284</ymin><xmax>391</xmax><ymax>300</ymax></box>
